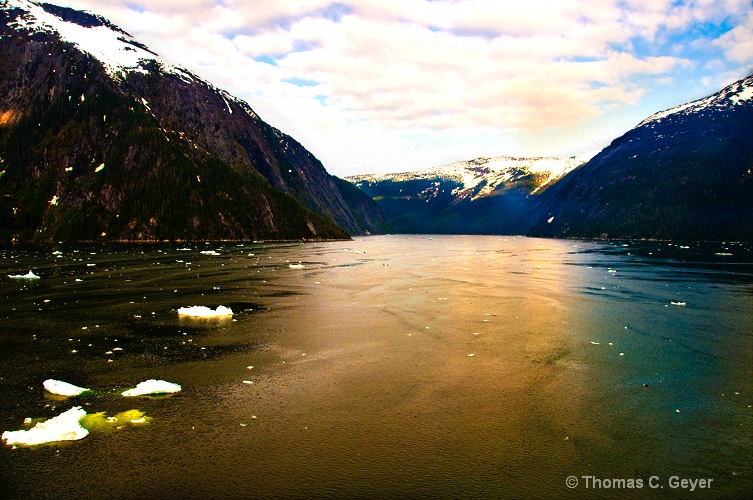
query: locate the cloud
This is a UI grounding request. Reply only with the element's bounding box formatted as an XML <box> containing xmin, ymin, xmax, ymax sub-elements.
<box><xmin>713</xmin><ymin>10</ymin><xmax>753</xmax><ymax>64</ymax></box>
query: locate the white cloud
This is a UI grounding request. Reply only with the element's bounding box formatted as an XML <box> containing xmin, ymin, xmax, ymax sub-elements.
<box><xmin>713</xmin><ymin>10</ymin><xmax>753</xmax><ymax>64</ymax></box>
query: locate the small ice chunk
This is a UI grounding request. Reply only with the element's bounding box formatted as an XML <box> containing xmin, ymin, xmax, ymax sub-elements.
<box><xmin>2</xmin><ymin>407</ymin><xmax>88</xmax><ymax>446</ymax></box>
<box><xmin>43</xmin><ymin>379</ymin><xmax>90</xmax><ymax>397</ymax></box>
<box><xmin>289</xmin><ymin>264</ymin><xmax>305</xmax><ymax>269</ymax></box>
<box><xmin>122</xmin><ymin>379</ymin><xmax>182</xmax><ymax>397</ymax></box>
<box><xmin>177</xmin><ymin>305</ymin><xmax>233</xmax><ymax>317</ymax></box>
<box><xmin>8</xmin><ymin>270</ymin><xmax>40</xmax><ymax>279</ymax></box>
<box><xmin>670</xmin><ymin>301</ymin><xmax>687</xmax><ymax>306</ymax></box>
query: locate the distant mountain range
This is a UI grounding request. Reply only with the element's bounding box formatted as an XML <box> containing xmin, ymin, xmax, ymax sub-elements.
<box><xmin>349</xmin><ymin>73</ymin><xmax>753</xmax><ymax>241</ymax></box>
<box><xmin>0</xmin><ymin>0</ymin><xmax>390</xmax><ymax>242</ymax></box>
<box><xmin>347</xmin><ymin>155</ymin><xmax>592</xmax><ymax>234</ymax></box>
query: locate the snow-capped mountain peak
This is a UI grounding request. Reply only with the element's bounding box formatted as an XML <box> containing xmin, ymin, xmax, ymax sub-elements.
<box><xmin>349</xmin><ymin>154</ymin><xmax>594</xmax><ymax>200</ymax></box>
<box><xmin>638</xmin><ymin>74</ymin><xmax>753</xmax><ymax>128</ymax></box>
<box><xmin>4</xmin><ymin>0</ymin><xmax>159</xmax><ymax>77</ymax></box>
<box><xmin>2</xmin><ymin>0</ymin><xmax>262</xmax><ymax>119</ymax></box>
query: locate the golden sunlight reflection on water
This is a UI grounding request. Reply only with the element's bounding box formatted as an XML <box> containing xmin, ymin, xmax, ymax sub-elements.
<box><xmin>0</xmin><ymin>236</ymin><xmax>751</xmax><ymax>498</ymax></box>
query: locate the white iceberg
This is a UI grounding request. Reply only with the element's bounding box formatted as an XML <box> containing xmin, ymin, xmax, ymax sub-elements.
<box><xmin>2</xmin><ymin>407</ymin><xmax>88</xmax><ymax>446</ymax></box>
<box><xmin>177</xmin><ymin>305</ymin><xmax>233</xmax><ymax>317</ymax></box>
<box><xmin>122</xmin><ymin>379</ymin><xmax>182</xmax><ymax>396</ymax></box>
<box><xmin>43</xmin><ymin>379</ymin><xmax>90</xmax><ymax>396</ymax></box>
<box><xmin>8</xmin><ymin>270</ymin><xmax>40</xmax><ymax>279</ymax></box>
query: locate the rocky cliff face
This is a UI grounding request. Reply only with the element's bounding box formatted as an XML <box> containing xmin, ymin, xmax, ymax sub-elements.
<box><xmin>0</xmin><ymin>0</ymin><xmax>390</xmax><ymax>242</ymax></box>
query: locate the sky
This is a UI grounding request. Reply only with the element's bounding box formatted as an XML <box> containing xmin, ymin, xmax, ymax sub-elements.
<box><xmin>44</xmin><ymin>0</ymin><xmax>753</xmax><ymax>177</ymax></box>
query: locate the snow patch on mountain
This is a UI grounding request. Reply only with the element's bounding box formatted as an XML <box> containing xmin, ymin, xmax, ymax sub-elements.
<box><xmin>5</xmin><ymin>0</ymin><xmax>156</xmax><ymax>77</ymax></box>
<box><xmin>349</xmin><ymin>154</ymin><xmax>594</xmax><ymax>200</ymax></box>
<box><xmin>638</xmin><ymin>74</ymin><xmax>753</xmax><ymax>127</ymax></box>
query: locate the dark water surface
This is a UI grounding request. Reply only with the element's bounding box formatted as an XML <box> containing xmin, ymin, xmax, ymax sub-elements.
<box><xmin>0</xmin><ymin>236</ymin><xmax>751</xmax><ymax>499</ymax></box>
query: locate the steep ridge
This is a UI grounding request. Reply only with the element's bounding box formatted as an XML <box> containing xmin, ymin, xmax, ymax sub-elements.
<box><xmin>529</xmin><ymin>73</ymin><xmax>753</xmax><ymax>241</ymax></box>
<box><xmin>0</xmin><ymin>0</ymin><xmax>390</xmax><ymax>241</ymax></box>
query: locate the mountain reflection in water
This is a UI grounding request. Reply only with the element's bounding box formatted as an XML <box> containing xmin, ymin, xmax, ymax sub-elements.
<box><xmin>1</xmin><ymin>236</ymin><xmax>751</xmax><ymax>499</ymax></box>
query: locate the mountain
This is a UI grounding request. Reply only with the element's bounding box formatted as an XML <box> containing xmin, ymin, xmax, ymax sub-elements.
<box><xmin>528</xmin><ymin>73</ymin><xmax>753</xmax><ymax>241</ymax></box>
<box><xmin>346</xmin><ymin>155</ymin><xmax>591</xmax><ymax>234</ymax></box>
<box><xmin>0</xmin><ymin>0</ymin><xmax>390</xmax><ymax>242</ymax></box>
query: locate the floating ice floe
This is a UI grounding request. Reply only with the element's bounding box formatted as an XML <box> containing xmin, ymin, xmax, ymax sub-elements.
<box><xmin>177</xmin><ymin>305</ymin><xmax>233</xmax><ymax>317</ymax></box>
<box><xmin>43</xmin><ymin>379</ymin><xmax>90</xmax><ymax>396</ymax></box>
<box><xmin>670</xmin><ymin>302</ymin><xmax>687</xmax><ymax>307</ymax></box>
<box><xmin>2</xmin><ymin>407</ymin><xmax>88</xmax><ymax>446</ymax></box>
<box><xmin>122</xmin><ymin>379</ymin><xmax>182</xmax><ymax>397</ymax></box>
<box><xmin>8</xmin><ymin>270</ymin><xmax>40</xmax><ymax>279</ymax></box>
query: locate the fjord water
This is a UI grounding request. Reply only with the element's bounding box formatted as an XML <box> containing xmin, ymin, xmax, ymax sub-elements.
<box><xmin>0</xmin><ymin>236</ymin><xmax>751</xmax><ymax>499</ymax></box>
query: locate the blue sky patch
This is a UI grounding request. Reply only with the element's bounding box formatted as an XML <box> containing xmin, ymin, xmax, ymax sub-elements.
<box><xmin>284</xmin><ymin>77</ymin><xmax>319</xmax><ymax>87</ymax></box>
<box><xmin>254</xmin><ymin>54</ymin><xmax>279</xmax><ymax>67</ymax></box>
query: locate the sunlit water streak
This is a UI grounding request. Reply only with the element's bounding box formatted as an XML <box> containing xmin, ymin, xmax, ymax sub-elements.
<box><xmin>0</xmin><ymin>236</ymin><xmax>751</xmax><ymax>499</ymax></box>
